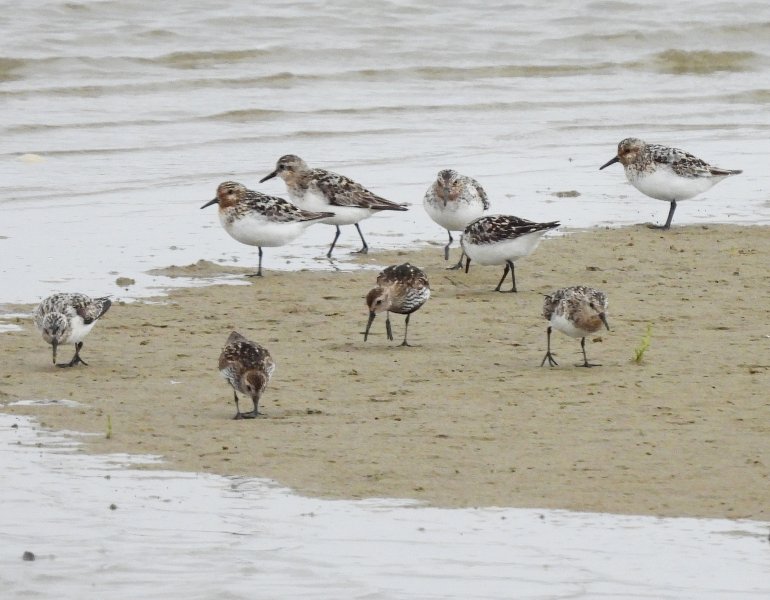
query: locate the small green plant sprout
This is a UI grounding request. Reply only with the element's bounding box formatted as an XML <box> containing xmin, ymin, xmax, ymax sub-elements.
<box><xmin>106</xmin><ymin>414</ymin><xmax>112</xmax><ymax>440</ymax></box>
<box><xmin>633</xmin><ymin>323</ymin><xmax>653</xmax><ymax>364</ymax></box>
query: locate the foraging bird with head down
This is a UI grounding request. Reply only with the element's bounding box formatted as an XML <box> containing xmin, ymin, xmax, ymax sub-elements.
<box><xmin>34</xmin><ymin>293</ymin><xmax>111</xmax><ymax>367</ymax></box>
<box><xmin>364</xmin><ymin>263</ymin><xmax>430</xmax><ymax>347</ymax></box>
<box><xmin>218</xmin><ymin>331</ymin><xmax>275</xmax><ymax>419</ymax></box>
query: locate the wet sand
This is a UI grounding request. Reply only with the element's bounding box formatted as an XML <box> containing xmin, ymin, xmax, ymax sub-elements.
<box><xmin>1</xmin><ymin>225</ymin><xmax>768</xmax><ymax>519</ymax></box>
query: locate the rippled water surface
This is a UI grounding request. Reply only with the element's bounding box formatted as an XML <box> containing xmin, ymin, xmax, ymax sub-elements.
<box><xmin>2</xmin><ymin>0</ymin><xmax>770</xmax><ymax>302</ymax></box>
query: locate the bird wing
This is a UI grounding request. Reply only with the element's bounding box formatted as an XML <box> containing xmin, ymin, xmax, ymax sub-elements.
<box><xmin>244</xmin><ymin>190</ymin><xmax>333</xmax><ymax>222</ymax></box>
<box><xmin>466</xmin><ymin>215</ymin><xmax>559</xmax><ymax>244</ymax></box>
<box><xmin>313</xmin><ymin>169</ymin><xmax>407</xmax><ymax>211</ymax></box>
<box><xmin>650</xmin><ymin>145</ymin><xmax>714</xmax><ymax>179</ymax></box>
<box><xmin>377</xmin><ymin>263</ymin><xmax>430</xmax><ymax>290</ymax></box>
<box><xmin>75</xmin><ymin>296</ymin><xmax>111</xmax><ymax>324</ymax></box>
<box><xmin>469</xmin><ymin>177</ymin><xmax>490</xmax><ymax>210</ymax></box>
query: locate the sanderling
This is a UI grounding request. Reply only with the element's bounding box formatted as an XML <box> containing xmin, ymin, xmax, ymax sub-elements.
<box><xmin>201</xmin><ymin>181</ymin><xmax>334</xmax><ymax>277</ymax></box>
<box><xmin>364</xmin><ymin>263</ymin><xmax>430</xmax><ymax>347</ymax></box>
<box><xmin>260</xmin><ymin>155</ymin><xmax>408</xmax><ymax>258</ymax></box>
<box><xmin>460</xmin><ymin>215</ymin><xmax>559</xmax><ymax>292</ymax></box>
<box><xmin>34</xmin><ymin>293</ymin><xmax>111</xmax><ymax>367</ymax></box>
<box><xmin>540</xmin><ymin>286</ymin><xmax>610</xmax><ymax>368</ymax></box>
<box><xmin>423</xmin><ymin>169</ymin><xmax>490</xmax><ymax>270</ymax></box>
<box><xmin>218</xmin><ymin>331</ymin><xmax>275</xmax><ymax>419</ymax></box>
<box><xmin>600</xmin><ymin>138</ymin><xmax>742</xmax><ymax>230</ymax></box>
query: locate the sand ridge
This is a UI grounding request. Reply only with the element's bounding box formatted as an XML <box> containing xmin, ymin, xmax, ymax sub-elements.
<box><xmin>1</xmin><ymin>225</ymin><xmax>768</xmax><ymax>519</ymax></box>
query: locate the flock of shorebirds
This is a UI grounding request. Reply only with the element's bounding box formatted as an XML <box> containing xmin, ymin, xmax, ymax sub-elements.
<box><xmin>33</xmin><ymin>138</ymin><xmax>741</xmax><ymax>419</ymax></box>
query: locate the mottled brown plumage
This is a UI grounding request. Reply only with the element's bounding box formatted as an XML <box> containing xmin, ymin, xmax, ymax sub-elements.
<box><xmin>461</xmin><ymin>215</ymin><xmax>559</xmax><ymax>292</ymax></box>
<box><xmin>600</xmin><ymin>138</ymin><xmax>742</xmax><ymax>229</ymax></box>
<box><xmin>201</xmin><ymin>181</ymin><xmax>333</xmax><ymax>276</ymax></box>
<box><xmin>364</xmin><ymin>263</ymin><xmax>430</xmax><ymax>346</ymax></box>
<box><xmin>423</xmin><ymin>169</ymin><xmax>491</xmax><ymax>268</ymax></box>
<box><xmin>34</xmin><ymin>293</ymin><xmax>112</xmax><ymax>367</ymax></box>
<box><xmin>541</xmin><ymin>286</ymin><xmax>610</xmax><ymax>368</ymax></box>
<box><xmin>218</xmin><ymin>331</ymin><xmax>275</xmax><ymax>419</ymax></box>
<box><xmin>260</xmin><ymin>154</ymin><xmax>408</xmax><ymax>257</ymax></box>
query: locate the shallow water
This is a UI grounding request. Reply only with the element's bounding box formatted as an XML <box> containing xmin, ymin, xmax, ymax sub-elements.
<box><xmin>2</xmin><ymin>0</ymin><xmax>770</xmax><ymax>303</ymax></box>
<box><xmin>2</xmin><ymin>413</ymin><xmax>769</xmax><ymax>599</ymax></box>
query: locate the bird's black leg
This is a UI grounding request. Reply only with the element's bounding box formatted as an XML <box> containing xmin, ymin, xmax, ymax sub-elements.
<box><xmin>448</xmin><ymin>249</ymin><xmax>465</xmax><ymax>271</ymax></box>
<box><xmin>507</xmin><ymin>260</ymin><xmax>517</xmax><ymax>293</ymax></box>
<box><xmin>239</xmin><ymin>396</ymin><xmax>262</xmax><ymax>419</ymax></box>
<box><xmin>58</xmin><ymin>342</ymin><xmax>87</xmax><ymax>368</ymax></box>
<box><xmin>232</xmin><ymin>391</ymin><xmax>243</xmax><ymax>419</ymax></box>
<box><xmin>577</xmin><ymin>336</ymin><xmax>602</xmax><ymax>367</ymax></box>
<box><xmin>385</xmin><ymin>313</ymin><xmax>393</xmax><ymax>341</ymax></box>
<box><xmin>233</xmin><ymin>391</ymin><xmax>261</xmax><ymax>419</ymax></box>
<box><xmin>494</xmin><ymin>263</ymin><xmax>511</xmax><ymax>292</ymax></box>
<box><xmin>400</xmin><ymin>313</ymin><xmax>412</xmax><ymax>347</ymax></box>
<box><xmin>649</xmin><ymin>200</ymin><xmax>677</xmax><ymax>230</ymax></box>
<box><xmin>444</xmin><ymin>230</ymin><xmax>453</xmax><ymax>261</ymax></box>
<box><xmin>353</xmin><ymin>223</ymin><xmax>369</xmax><ymax>254</ymax></box>
<box><xmin>540</xmin><ymin>326</ymin><xmax>558</xmax><ymax>367</ymax></box>
<box><xmin>662</xmin><ymin>200</ymin><xmax>677</xmax><ymax>230</ymax></box>
<box><xmin>247</xmin><ymin>247</ymin><xmax>264</xmax><ymax>277</ymax></box>
<box><xmin>327</xmin><ymin>226</ymin><xmax>342</xmax><ymax>258</ymax></box>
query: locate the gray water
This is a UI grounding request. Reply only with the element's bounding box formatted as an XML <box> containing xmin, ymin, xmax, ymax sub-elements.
<box><xmin>1</xmin><ymin>0</ymin><xmax>769</xmax><ymax>302</ymax></box>
<box><xmin>2</xmin><ymin>413</ymin><xmax>769</xmax><ymax>599</ymax></box>
<box><xmin>2</xmin><ymin>3</ymin><xmax>770</xmax><ymax>596</ymax></box>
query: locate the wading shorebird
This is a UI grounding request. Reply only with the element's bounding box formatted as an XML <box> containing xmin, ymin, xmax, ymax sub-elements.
<box><xmin>540</xmin><ymin>286</ymin><xmax>610</xmax><ymax>368</ymax></box>
<box><xmin>599</xmin><ymin>138</ymin><xmax>742</xmax><ymax>230</ymax></box>
<box><xmin>34</xmin><ymin>293</ymin><xmax>111</xmax><ymax>367</ymax></box>
<box><xmin>201</xmin><ymin>181</ymin><xmax>334</xmax><ymax>276</ymax></box>
<box><xmin>423</xmin><ymin>168</ymin><xmax>490</xmax><ymax>270</ymax></box>
<box><xmin>218</xmin><ymin>331</ymin><xmax>275</xmax><ymax>419</ymax></box>
<box><xmin>461</xmin><ymin>214</ymin><xmax>559</xmax><ymax>292</ymax></box>
<box><xmin>260</xmin><ymin>154</ymin><xmax>408</xmax><ymax>258</ymax></box>
<box><xmin>363</xmin><ymin>263</ymin><xmax>430</xmax><ymax>347</ymax></box>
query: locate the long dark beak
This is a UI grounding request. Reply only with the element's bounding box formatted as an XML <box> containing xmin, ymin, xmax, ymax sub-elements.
<box><xmin>464</xmin><ymin>256</ymin><xmax>471</xmax><ymax>273</ymax></box>
<box><xmin>440</xmin><ymin>188</ymin><xmax>450</xmax><ymax>207</ymax></box>
<box><xmin>600</xmin><ymin>313</ymin><xmax>610</xmax><ymax>331</ymax></box>
<box><xmin>599</xmin><ymin>156</ymin><xmax>620</xmax><ymax>170</ymax></box>
<box><xmin>259</xmin><ymin>170</ymin><xmax>278</xmax><ymax>183</ymax></box>
<box><xmin>200</xmin><ymin>198</ymin><xmax>218</xmax><ymax>209</ymax></box>
<box><xmin>364</xmin><ymin>312</ymin><xmax>376</xmax><ymax>341</ymax></box>
<box><xmin>51</xmin><ymin>339</ymin><xmax>58</xmax><ymax>364</ymax></box>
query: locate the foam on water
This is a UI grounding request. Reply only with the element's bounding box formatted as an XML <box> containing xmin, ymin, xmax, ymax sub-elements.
<box><xmin>1</xmin><ymin>413</ymin><xmax>768</xmax><ymax>599</ymax></box>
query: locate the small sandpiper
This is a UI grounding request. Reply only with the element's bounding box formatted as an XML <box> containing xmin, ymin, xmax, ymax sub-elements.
<box><xmin>600</xmin><ymin>138</ymin><xmax>742</xmax><ymax>229</ymax></box>
<box><xmin>364</xmin><ymin>263</ymin><xmax>430</xmax><ymax>347</ymax></box>
<box><xmin>540</xmin><ymin>286</ymin><xmax>610</xmax><ymax>368</ymax></box>
<box><xmin>260</xmin><ymin>154</ymin><xmax>408</xmax><ymax>258</ymax></box>
<box><xmin>423</xmin><ymin>169</ymin><xmax>490</xmax><ymax>270</ymax></box>
<box><xmin>201</xmin><ymin>181</ymin><xmax>334</xmax><ymax>276</ymax></box>
<box><xmin>460</xmin><ymin>215</ymin><xmax>559</xmax><ymax>292</ymax></box>
<box><xmin>218</xmin><ymin>331</ymin><xmax>275</xmax><ymax>419</ymax></box>
<box><xmin>34</xmin><ymin>293</ymin><xmax>111</xmax><ymax>367</ymax></box>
